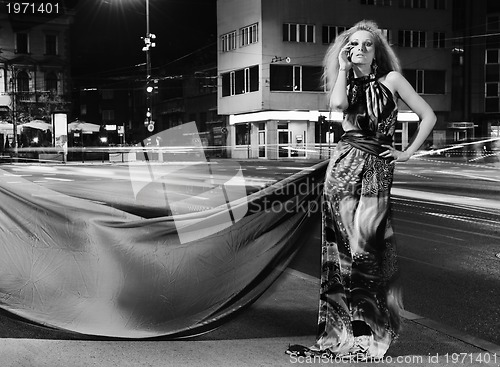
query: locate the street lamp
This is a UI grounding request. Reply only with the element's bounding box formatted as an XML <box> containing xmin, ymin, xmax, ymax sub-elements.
<box><xmin>141</xmin><ymin>0</ymin><xmax>156</xmax><ymax>132</ymax></box>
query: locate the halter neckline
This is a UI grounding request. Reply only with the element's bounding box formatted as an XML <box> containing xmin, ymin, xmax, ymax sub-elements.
<box><xmin>350</xmin><ymin>73</ymin><xmax>377</xmax><ymax>85</ymax></box>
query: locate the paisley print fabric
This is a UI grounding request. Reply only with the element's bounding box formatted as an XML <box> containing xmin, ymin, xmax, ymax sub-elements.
<box><xmin>313</xmin><ymin>74</ymin><xmax>402</xmax><ymax>358</ymax></box>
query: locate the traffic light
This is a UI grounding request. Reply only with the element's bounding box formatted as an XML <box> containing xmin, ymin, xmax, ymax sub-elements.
<box><xmin>144</xmin><ymin>109</ymin><xmax>155</xmax><ymax>132</ymax></box>
<box><xmin>142</xmin><ymin>33</ymin><xmax>157</xmax><ymax>52</ymax></box>
<box><xmin>146</xmin><ymin>79</ymin><xmax>158</xmax><ymax>94</ymax></box>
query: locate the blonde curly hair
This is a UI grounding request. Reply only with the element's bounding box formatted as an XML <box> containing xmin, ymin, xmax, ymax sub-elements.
<box><xmin>322</xmin><ymin>20</ymin><xmax>401</xmax><ymax>109</ymax></box>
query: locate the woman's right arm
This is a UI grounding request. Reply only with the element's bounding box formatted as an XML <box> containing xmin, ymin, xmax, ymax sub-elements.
<box><xmin>330</xmin><ymin>44</ymin><xmax>352</xmax><ymax>111</ymax></box>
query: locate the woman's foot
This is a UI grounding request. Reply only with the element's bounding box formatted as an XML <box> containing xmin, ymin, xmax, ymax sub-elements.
<box><xmin>342</xmin><ymin>335</ymin><xmax>375</xmax><ymax>361</ymax></box>
<box><xmin>285</xmin><ymin>344</ymin><xmax>333</xmax><ymax>358</ymax></box>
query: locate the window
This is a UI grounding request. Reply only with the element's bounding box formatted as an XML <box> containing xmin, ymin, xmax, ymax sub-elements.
<box><xmin>258</xmin><ymin>122</ymin><xmax>266</xmax><ymax>158</ymax></box>
<box><xmin>45</xmin><ymin>72</ymin><xmax>58</xmax><ymax>92</ymax></box>
<box><xmin>270</xmin><ymin>65</ymin><xmax>324</xmax><ymax>92</ymax></box>
<box><xmin>271</xmin><ymin>64</ymin><xmax>294</xmax><ymax>91</ymax></box>
<box><xmin>486</xmin><ymin>49</ymin><xmax>500</xmax><ymax>64</ymax></box>
<box><xmin>16</xmin><ymin>33</ymin><xmax>29</xmax><ymax>53</ymax></box>
<box><xmin>302</xmin><ymin>66</ymin><xmax>324</xmax><ymax>91</ymax></box>
<box><xmin>485</xmin><ymin>96</ymin><xmax>500</xmax><ymax>113</ymax></box>
<box><xmin>45</xmin><ymin>34</ymin><xmax>57</xmax><ymax>55</ymax></box>
<box><xmin>434</xmin><ymin>0</ymin><xmax>446</xmax><ymax>9</ymax></box>
<box><xmin>195</xmin><ymin>70</ymin><xmax>217</xmax><ymax>93</ymax></box>
<box><xmin>222</xmin><ymin>72</ymin><xmax>230</xmax><ymax>96</ymax></box>
<box><xmin>404</xmin><ymin>69</ymin><xmax>445</xmax><ymax>94</ymax></box>
<box><xmin>486</xmin><ymin>83</ymin><xmax>499</xmax><ymax>97</ymax></box>
<box><xmin>235</xmin><ymin>124</ymin><xmax>249</xmax><ymax>145</ymax></box>
<box><xmin>361</xmin><ymin>0</ymin><xmax>392</xmax><ymax>5</ymax></box>
<box><xmin>17</xmin><ymin>71</ymin><xmax>30</xmax><ymax>92</ymax></box>
<box><xmin>102</xmin><ymin>110</ymin><xmax>114</xmax><ymax>122</ymax></box>
<box><xmin>220</xmin><ymin>31</ymin><xmax>237</xmax><ymax>52</ymax></box>
<box><xmin>424</xmin><ymin>70</ymin><xmax>446</xmax><ymax>94</ymax></box>
<box><xmin>245</xmin><ymin>67</ymin><xmax>259</xmax><ymax>92</ymax></box>
<box><xmin>380</xmin><ymin>29</ymin><xmax>392</xmax><ymax>44</ymax></box>
<box><xmin>399</xmin><ymin>30</ymin><xmax>426</xmax><ymax>47</ymax></box>
<box><xmin>101</xmin><ymin>89</ymin><xmax>114</xmax><ymax>99</ymax></box>
<box><xmin>322</xmin><ymin>25</ymin><xmax>346</xmax><ymax>44</ymax></box>
<box><xmin>487</xmin><ymin>15</ymin><xmax>500</xmax><ymax>31</ymax></box>
<box><xmin>399</xmin><ymin>0</ymin><xmax>427</xmax><ymax>8</ymax></box>
<box><xmin>240</xmin><ymin>23</ymin><xmax>258</xmax><ymax>47</ymax></box>
<box><xmin>234</xmin><ymin>69</ymin><xmax>244</xmax><ymax>95</ymax></box>
<box><xmin>486</xmin><ymin>64</ymin><xmax>500</xmax><ymax>82</ymax></box>
<box><xmin>283</xmin><ymin>23</ymin><xmax>315</xmax><ymax>43</ymax></box>
<box><xmin>433</xmin><ymin>32</ymin><xmax>445</xmax><ymax>48</ymax></box>
<box><xmin>221</xmin><ymin>65</ymin><xmax>259</xmax><ymax>97</ymax></box>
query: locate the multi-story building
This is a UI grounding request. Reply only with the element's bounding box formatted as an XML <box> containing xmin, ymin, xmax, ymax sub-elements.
<box><xmin>453</xmin><ymin>0</ymin><xmax>500</xmax><ymax>141</ymax></box>
<box><xmin>71</xmin><ymin>82</ymin><xmax>131</xmax><ymax>146</ymax></box>
<box><xmin>218</xmin><ymin>0</ymin><xmax>453</xmax><ymax>159</ymax></box>
<box><xmin>0</xmin><ymin>4</ymin><xmax>74</xmax><ymax>147</ymax></box>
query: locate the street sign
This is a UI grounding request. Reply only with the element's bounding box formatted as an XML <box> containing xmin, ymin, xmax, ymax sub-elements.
<box><xmin>447</xmin><ymin>122</ymin><xmax>474</xmax><ymax>129</ymax></box>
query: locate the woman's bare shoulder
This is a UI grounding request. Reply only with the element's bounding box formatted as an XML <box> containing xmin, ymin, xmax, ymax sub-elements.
<box><xmin>378</xmin><ymin>71</ymin><xmax>402</xmax><ymax>96</ymax></box>
<box><xmin>380</xmin><ymin>71</ymin><xmax>404</xmax><ymax>86</ymax></box>
<box><xmin>380</xmin><ymin>71</ymin><xmax>412</xmax><ymax>97</ymax></box>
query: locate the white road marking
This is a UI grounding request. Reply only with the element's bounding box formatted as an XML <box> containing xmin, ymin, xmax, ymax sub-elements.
<box><xmin>44</xmin><ymin>177</ymin><xmax>74</xmax><ymax>182</ymax></box>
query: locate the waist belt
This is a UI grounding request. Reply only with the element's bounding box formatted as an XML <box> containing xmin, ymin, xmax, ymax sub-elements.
<box><xmin>341</xmin><ymin>130</ymin><xmax>393</xmax><ymax>157</ymax></box>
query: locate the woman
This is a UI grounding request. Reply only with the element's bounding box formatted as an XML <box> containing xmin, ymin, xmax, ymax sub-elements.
<box><xmin>286</xmin><ymin>20</ymin><xmax>436</xmax><ymax>360</ymax></box>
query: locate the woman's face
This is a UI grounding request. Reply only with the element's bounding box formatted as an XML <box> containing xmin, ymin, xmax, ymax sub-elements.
<box><xmin>348</xmin><ymin>30</ymin><xmax>376</xmax><ymax>66</ymax></box>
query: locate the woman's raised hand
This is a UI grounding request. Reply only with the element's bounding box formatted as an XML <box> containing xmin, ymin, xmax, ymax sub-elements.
<box><xmin>339</xmin><ymin>43</ymin><xmax>354</xmax><ymax>70</ymax></box>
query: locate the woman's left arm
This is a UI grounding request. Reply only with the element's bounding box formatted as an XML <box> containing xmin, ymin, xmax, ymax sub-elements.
<box><xmin>380</xmin><ymin>71</ymin><xmax>437</xmax><ymax>163</ymax></box>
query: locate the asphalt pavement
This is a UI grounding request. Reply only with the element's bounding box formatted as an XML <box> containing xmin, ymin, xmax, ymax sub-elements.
<box><xmin>1</xmin><ymin>267</ymin><xmax>500</xmax><ymax>367</ymax></box>
<box><xmin>1</xmin><ymin>158</ymin><xmax>500</xmax><ymax>366</ymax></box>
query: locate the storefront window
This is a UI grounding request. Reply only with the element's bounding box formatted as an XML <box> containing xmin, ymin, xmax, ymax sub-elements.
<box><xmin>235</xmin><ymin>124</ymin><xmax>249</xmax><ymax>145</ymax></box>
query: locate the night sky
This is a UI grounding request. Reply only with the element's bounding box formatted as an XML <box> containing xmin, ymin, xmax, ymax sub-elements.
<box><xmin>70</xmin><ymin>0</ymin><xmax>217</xmax><ymax>82</ymax></box>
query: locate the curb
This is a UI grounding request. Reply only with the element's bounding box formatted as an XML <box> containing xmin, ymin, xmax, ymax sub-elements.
<box><xmin>284</xmin><ymin>268</ymin><xmax>500</xmax><ymax>355</ymax></box>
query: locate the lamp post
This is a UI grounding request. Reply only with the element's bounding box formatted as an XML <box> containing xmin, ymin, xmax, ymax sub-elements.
<box><xmin>8</xmin><ymin>65</ymin><xmax>18</xmax><ymax>152</ymax></box>
<box><xmin>142</xmin><ymin>0</ymin><xmax>156</xmax><ymax>133</ymax></box>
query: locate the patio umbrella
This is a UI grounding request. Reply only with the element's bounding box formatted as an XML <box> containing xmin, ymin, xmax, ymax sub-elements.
<box><xmin>0</xmin><ymin>123</ymin><xmax>14</xmax><ymax>133</ymax></box>
<box><xmin>21</xmin><ymin>120</ymin><xmax>52</xmax><ymax>131</ymax></box>
<box><xmin>68</xmin><ymin>120</ymin><xmax>101</xmax><ymax>133</ymax></box>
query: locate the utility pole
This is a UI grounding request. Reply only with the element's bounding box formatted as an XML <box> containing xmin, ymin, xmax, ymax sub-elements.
<box><xmin>142</xmin><ymin>0</ymin><xmax>156</xmax><ymax>133</ymax></box>
<box><xmin>9</xmin><ymin>65</ymin><xmax>18</xmax><ymax>151</ymax></box>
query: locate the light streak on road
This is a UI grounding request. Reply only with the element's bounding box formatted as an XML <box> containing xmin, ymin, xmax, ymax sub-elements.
<box><xmin>434</xmin><ymin>170</ymin><xmax>500</xmax><ymax>182</ymax></box>
<box><xmin>43</xmin><ymin>177</ymin><xmax>74</xmax><ymax>182</ymax></box>
<box><xmin>392</xmin><ymin>188</ymin><xmax>500</xmax><ymax>211</ymax></box>
<box><xmin>412</xmin><ymin>136</ymin><xmax>500</xmax><ymax>157</ymax></box>
<box><xmin>395</xmin><ymin>216</ymin><xmax>500</xmax><ymax>243</ymax></box>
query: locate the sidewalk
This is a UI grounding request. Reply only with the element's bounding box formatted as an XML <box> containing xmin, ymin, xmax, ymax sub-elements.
<box><xmin>1</xmin><ymin>269</ymin><xmax>499</xmax><ymax>367</ymax></box>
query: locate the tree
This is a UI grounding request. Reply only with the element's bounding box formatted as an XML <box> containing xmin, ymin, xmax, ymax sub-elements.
<box><xmin>14</xmin><ymin>91</ymin><xmax>71</xmax><ymax>124</ymax></box>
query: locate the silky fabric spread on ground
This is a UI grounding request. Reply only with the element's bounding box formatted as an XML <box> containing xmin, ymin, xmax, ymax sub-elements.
<box><xmin>0</xmin><ymin>161</ymin><xmax>326</xmax><ymax>338</ymax></box>
<box><xmin>316</xmin><ymin>73</ymin><xmax>402</xmax><ymax>357</ymax></box>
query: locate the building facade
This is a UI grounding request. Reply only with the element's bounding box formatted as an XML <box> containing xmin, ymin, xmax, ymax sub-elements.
<box><xmin>0</xmin><ymin>7</ymin><xmax>74</xmax><ymax>147</ymax></box>
<box><xmin>217</xmin><ymin>0</ymin><xmax>454</xmax><ymax>159</ymax></box>
<box><xmin>454</xmin><ymin>0</ymin><xmax>500</xmax><ymax>141</ymax></box>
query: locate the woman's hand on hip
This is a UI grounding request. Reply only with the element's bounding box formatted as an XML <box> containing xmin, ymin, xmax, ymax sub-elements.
<box><xmin>380</xmin><ymin>145</ymin><xmax>412</xmax><ymax>163</ymax></box>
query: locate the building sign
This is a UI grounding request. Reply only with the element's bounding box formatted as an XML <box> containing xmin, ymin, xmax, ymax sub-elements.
<box><xmin>447</xmin><ymin>122</ymin><xmax>474</xmax><ymax>129</ymax></box>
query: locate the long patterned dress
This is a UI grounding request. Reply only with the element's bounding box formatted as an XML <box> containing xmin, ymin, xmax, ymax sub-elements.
<box><xmin>314</xmin><ymin>73</ymin><xmax>402</xmax><ymax>358</ymax></box>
